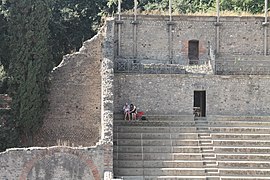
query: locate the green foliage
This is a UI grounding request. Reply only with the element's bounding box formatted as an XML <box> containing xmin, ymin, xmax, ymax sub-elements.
<box><xmin>0</xmin><ymin>64</ymin><xmax>8</xmax><ymax>93</ymax></box>
<box><xmin>0</xmin><ymin>109</ymin><xmax>18</xmax><ymax>152</ymax></box>
<box><xmin>49</xmin><ymin>0</ymin><xmax>108</xmax><ymax>66</ymax></box>
<box><xmin>8</xmin><ymin>0</ymin><xmax>52</xmax><ymax>145</ymax></box>
<box><xmin>220</xmin><ymin>0</ymin><xmax>265</xmax><ymax>14</ymax></box>
<box><xmin>107</xmin><ymin>0</ymin><xmax>265</xmax><ymax>14</ymax></box>
<box><xmin>0</xmin><ymin>7</ymin><xmax>9</xmax><ymax>72</ymax></box>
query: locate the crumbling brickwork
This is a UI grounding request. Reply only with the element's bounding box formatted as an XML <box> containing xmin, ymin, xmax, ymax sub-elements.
<box><xmin>0</xmin><ymin>147</ymin><xmax>102</xmax><ymax>179</ymax></box>
<box><xmin>33</xmin><ymin>29</ymin><xmax>104</xmax><ymax>147</ymax></box>
<box><xmin>1</xmin><ymin>19</ymin><xmax>115</xmax><ymax>180</ymax></box>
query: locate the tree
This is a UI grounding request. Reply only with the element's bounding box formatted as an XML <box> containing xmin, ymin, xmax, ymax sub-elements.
<box><xmin>8</xmin><ymin>0</ymin><xmax>52</xmax><ymax>145</ymax></box>
<box><xmin>49</xmin><ymin>0</ymin><xmax>108</xmax><ymax>66</ymax></box>
<box><xmin>0</xmin><ymin>2</ymin><xmax>9</xmax><ymax>72</ymax></box>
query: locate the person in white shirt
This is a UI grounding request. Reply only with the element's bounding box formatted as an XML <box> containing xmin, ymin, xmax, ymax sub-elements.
<box><xmin>123</xmin><ymin>103</ymin><xmax>130</xmax><ymax>121</ymax></box>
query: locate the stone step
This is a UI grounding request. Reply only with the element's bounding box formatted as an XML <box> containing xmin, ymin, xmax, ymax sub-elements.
<box><xmin>195</xmin><ymin>121</ymin><xmax>209</xmax><ymax>126</ymax></box>
<box><xmin>218</xmin><ymin>161</ymin><xmax>270</xmax><ymax>168</ymax></box>
<box><xmin>113</xmin><ymin>132</ymin><xmax>198</xmax><ymax>139</ymax></box>
<box><xmin>115</xmin><ymin>119</ymin><xmax>270</xmax><ymax>124</ymax></box>
<box><xmin>114</xmin><ymin>160</ymin><xmax>204</xmax><ymax>168</ymax></box>
<box><xmin>197</xmin><ymin>127</ymin><xmax>210</xmax><ymax>132</ymax></box>
<box><xmin>206</xmin><ymin>177</ymin><xmax>220</xmax><ymax>180</ymax></box>
<box><xmin>207</xmin><ymin>116</ymin><xmax>270</xmax><ymax>122</ymax></box>
<box><xmin>205</xmin><ymin>168</ymin><xmax>219</xmax><ymax>174</ymax></box>
<box><xmin>216</xmin><ymin>147</ymin><xmax>270</xmax><ymax>153</ymax></box>
<box><xmin>211</xmin><ymin>127</ymin><xmax>270</xmax><ymax>133</ymax></box>
<box><xmin>198</xmin><ymin>133</ymin><xmax>211</xmax><ymax>139</ymax></box>
<box><xmin>220</xmin><ymin>176</ymin><xmax>270</xmax><ymax>180</ymax></box>
<box><xmin>139</xmin><ymin>115</ymin><xmax>194</xmax><ymax>121</ymax></box>
<box><xmin>118</xmin><ymin>176</ymin><xmax>207</xmax><ymax>180</ymax></box>
<box><xmin>115</xmin><ymin>126</ymin><xmax>197</xmax><ymax>133</ymax></box>
<box><xmin>204</xmin><ymin>161</ymin><xmax>218</xmax><ymax>166</ymax></box>
<box><xmin>202</xmin><ymin>154</ymin><xmax>217</xmax><ymax>160</ymax></box>
<box><xmin>212</xmin><ymin>133</ymin><xmax>270</xmax><ymax>140</ymax></box>
<box><xmin>200</xmin><ymin>140</ymin><xmax>213</xmax><ymax>146</ymax></box>
<box><xmin>213</xmin><ymin>140</ymin><xmax>270</xmax><ymax>147</ymax></box>
<box><xmin>115</xmin><ymin>139</ymin><xmax>199</xmax><ymax>146</ymax></box>
<box><xmin>114</xmin><ymin>121</ymin><xmax>196</xmax><ymax>127</ymax></box>
<box><xmin>114</xmin><ymin>153</ymin><xmax>202</xmax><ymax>160</ymax></box>
<box><xmin>219</xmin><ymin>168</ymin><xmax>270</xmax><ymax>176</ymax></box>
<box><xmin>114</xmin><ymin>167</ymin><xmax>206</xmax><ymax>176</ymax></box>
<box><xmin>217</xmin><ymin>154</ymin><xmax>270</xmax><ymax>161</ymax></box>
<box><xmin>201</xmin><ymin>121</ymin><xmax>270</xmax><ymax>127</ymax></box>
<box><xmin>114</xmin><ymin>146</ymin><xmax>201</xmax><ymax>153</ymax></box>
<box><xmin>201</xmin><ymin>147</ymin><xmax>214</xmax><ymax>153</ymax></box>
<box><xmin>114</xmin><ymin>114</ymin><xmax>194</xmax><ymax>121</ymax></box>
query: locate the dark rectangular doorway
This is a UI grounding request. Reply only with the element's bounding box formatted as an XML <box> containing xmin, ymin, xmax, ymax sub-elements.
<box><xmin>194</xmin><ymin>91</ymin><xmax>206</xmax><ymax>117</ymax></box>
<box><xmin>188</xmin><ymin>40</ymin><xmax>199</xmax><ymax>65</ymax></box>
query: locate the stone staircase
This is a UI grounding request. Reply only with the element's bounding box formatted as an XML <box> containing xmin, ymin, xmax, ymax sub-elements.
<box><xmin>113</xmin><ymin>115</ymin><xmax>270</xmax><ymax>180</ymax></box>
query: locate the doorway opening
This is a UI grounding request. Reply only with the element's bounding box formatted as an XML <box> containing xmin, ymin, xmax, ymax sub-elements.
<box><xmin>188</xmin><ymin>40</ymin><xmax>199</xmax><ymax>65</ymax></box>
<box><xmin>194</xmin><ymin>91</ymin><xmax>206</xmax><ymax>117</ymax></box>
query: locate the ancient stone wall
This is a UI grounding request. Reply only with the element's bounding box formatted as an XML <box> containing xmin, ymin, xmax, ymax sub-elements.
<box><xmin>114</xmin><ymin>74</ymin><xmax>270</xmax><ymax>116</ymax></box>
<box><xmin>0</xmin><ymin>147</ymin><xmax>103</xmax><ymax>179</ymax></box>
<box><xmin>0</xmin><ymin>19</ymin><xmax>115</xmax><ymax>180</ymax></box>
<box><xmin>118</xmin><ymin>15</ymin><xmax>270</xmax><ymax>64</ymax></box>
<box><xmin>33</xmin><ymin>26</ymin><xmax>104</xmax><ymax>147</ymax></box>
<box><xmin>219</xmin><ymin>16</ymin><xmax>265</xmax><ymax>55</ymax></box>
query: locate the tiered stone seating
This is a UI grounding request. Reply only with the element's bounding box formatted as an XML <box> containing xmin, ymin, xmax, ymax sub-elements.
<box><xmin>113</xmin><ymin>115</ymin><xmax>208</xmax><ymax>179</ymax></box>
<box><xmin>113</xmin><ymin>115</ymin><xmax>270</xmax><ymax>180</ymax></box>
<box><xmin>207</xmin><ymin>116</ymin><xmax>270</xmax><ymax>179</ymax></box>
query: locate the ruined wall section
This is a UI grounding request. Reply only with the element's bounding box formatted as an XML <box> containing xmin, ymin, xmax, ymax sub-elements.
<box><xmin>114</xmin><ymin>74</ymin><xmax>270</xmax><ymax>116</ymax></box>
<box><xmin>1</xmin><ymin>19</ymin><xmax>115</xmax><ymax>180</ymax></box>
<box><xmin>33</xmin><ymin>32</ymin><xmax>103</xmax><ymax>147</ymax></box>
<box><xmin>0</xmin><ymin>147</ymin><xmax>103</xmax><ymax>179</ymax></box>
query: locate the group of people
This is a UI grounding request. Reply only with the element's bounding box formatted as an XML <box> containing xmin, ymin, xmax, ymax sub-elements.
<box><xmin>123</xmin><ymin>103</ymin><xmax>137</xmax><ymax>121</ymax></box>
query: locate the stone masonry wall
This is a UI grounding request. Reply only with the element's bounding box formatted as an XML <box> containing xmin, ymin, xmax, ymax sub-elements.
<box><xmin>219</xmin><ymin>16</ymin><xmax>265</xmax><ymax>55</ymax></box>
<box><xmin>114</xmin><ymin>74</ymin><xmax>270</xmax><ymax>116</ymax></box>
<box><xmin>0</xmin><ymin>147</ymin><xmax>103</xmax><ymax>179</ymax></box>
<box><xmin>33</xmin><ymin>27</ymin><xmax>104</xmax><ymax>147</ymax></box>
<box><xmin>0</xmin><ymin>19</ymin><xmax>115</xmax><ymax>180</ymax></box>
<box><xmin>118</xmin><ymin>15</ymin><xmax>270</xmax><ymax>64</ymax></box>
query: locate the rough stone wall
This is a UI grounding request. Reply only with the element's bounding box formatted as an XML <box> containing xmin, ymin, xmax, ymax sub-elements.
<box><xmin>33</xmin><ymin>27</ymin><xmax>104</xmax><ymax>147</ymax></box>
<box><xmin>219</xmin><ymin>16</ymin><xmax>265</xmax><ymax>55</ymax></box>
<box><xmin>114</xmin><ymin>74</ymin><xmax>270</xmax><ymax>116</ymax></box>
<box><xmin>100</xmin><ymin>19</ymin><xmax>115</xmax><ymax>177</ymax></box>
<box><xmin>118</xmin><ymin>15</ymin><xmax>270</xmax><ymax>64</ymax></box>
<box><xmin>1</xmin><ymin>19</ymin><xmax>115</xmax><ymax>180</ymax></box>
<box><xmin>0</xmin><ymin>147</ymin><xmax>103</xmax><ymax>180</ymax></box>
<box><xmin>120</xmin><ymin>15</ymin><xmax>216</xmax><ymax>64</ymax></box>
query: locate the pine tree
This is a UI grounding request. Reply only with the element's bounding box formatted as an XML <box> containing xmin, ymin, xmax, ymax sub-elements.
<box><xmin>8</xmin><ymin>0</ymin><xmax>52</xmax><ymax>145</ymax></box>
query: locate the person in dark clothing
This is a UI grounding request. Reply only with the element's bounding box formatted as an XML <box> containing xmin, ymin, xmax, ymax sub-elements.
<box><xmin>130</xmin><ymin>104</ymin><xmax>137</xmax><ymax>120</ymax></box>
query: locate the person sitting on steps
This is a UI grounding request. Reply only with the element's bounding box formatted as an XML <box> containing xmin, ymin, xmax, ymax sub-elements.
<box><xmin>123</xmin><ymin>103</ymin><xmax>130</xmax><ymax>121</ymax></box>
<box><xmin>130</xmin><ymin>104</ymin><xmax>137</xmax><ymax>120</ymax></box>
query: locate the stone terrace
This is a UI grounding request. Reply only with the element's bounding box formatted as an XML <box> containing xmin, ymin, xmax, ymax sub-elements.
<box><xmin>113</xmin><ymin>115</ymin><xmax>270</xmax><ymax>180</ymax></box>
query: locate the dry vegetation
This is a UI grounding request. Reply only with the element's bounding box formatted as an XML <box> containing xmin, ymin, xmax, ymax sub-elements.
<box><xmin>122</xmin><ymin>10</ymin><xmax>270</xmax><ymax>17</ymax></box>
